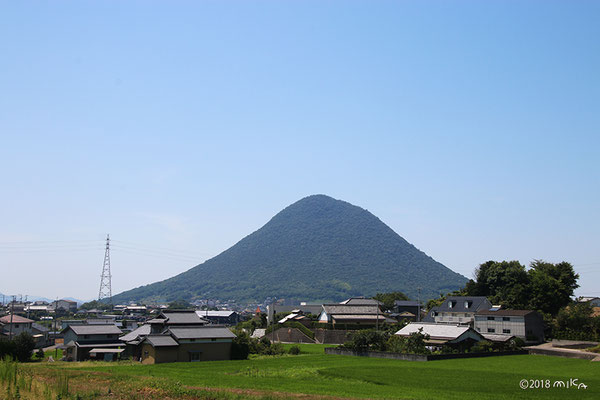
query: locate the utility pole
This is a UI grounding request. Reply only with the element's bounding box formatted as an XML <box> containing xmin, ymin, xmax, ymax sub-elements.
<box><xmin>417</xmin><ymin>287</ymin><xmax>421</xmax><ymax>322</ymax></box>
<box><xmin>9</xmin><ymin>296</ymin><xmax>15</xmax><ymax>340</ymax></box>
<box><xmin>376</xmin><ymin>298</ymin><xmax>379</xmax><ymax>331</ymax></box>
<box><xmin>98</xmin><ymin>234</ymin><xmax>113</xmax><ymax>305</ymax></box>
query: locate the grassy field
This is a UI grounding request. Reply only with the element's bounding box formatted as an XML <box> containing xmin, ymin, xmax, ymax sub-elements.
<box><xmin>11</xmin><ymin>344</ymin><xmax>600</xmax><ymax>399</ymax></box>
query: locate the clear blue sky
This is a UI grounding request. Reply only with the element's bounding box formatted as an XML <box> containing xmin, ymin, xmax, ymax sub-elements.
<box><xmin>1</xmin><ymin>1</ymin><xmax>598</xmax><ymax>301</ymax></box>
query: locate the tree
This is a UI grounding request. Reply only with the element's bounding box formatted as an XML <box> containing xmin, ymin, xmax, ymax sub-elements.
<box><xmin>385</xmin><ymin>328</ymin><xmax>430</xmax><ymax>354</ymax></box>
<box><xmin>373</xmin><ymin>292</ymin><xmax>409</xmax><ymax>311</ymax></box>
<box><xmin>555</xmin><ymin>302</ymin><xmax>595</xmax><ymax>333</ymax></box>
<box><xmin>79</xmin><ymin>300</ymin><xmax>112</xmax><ymax>311</ymax></box>
<box><xmin>463</xmin><ymin>260</ymin><xmax>529</xmax><ymax>309</ymax></box>
<box><xmin>527</xmin><ymin>260</ymin><xmax>579</xmax><ymax>315</ymax></box>
<box><xmin>345</xmin><ymin>329</ymin><xmax>390</xmax><ymax>351</ymax></box>
<box><xmin>167</xmin><ymin>299</ymin><xmax>193</xmax><ymax>309</ymax></box>
<box><xmin>14</xmin><ymin>332</ymin><xmax>35</xmax><ymax>362</ymax></box>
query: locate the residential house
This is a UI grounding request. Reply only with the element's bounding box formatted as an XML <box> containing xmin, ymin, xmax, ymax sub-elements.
<box><xmin>318</xmin><ymin>304</ymin><xmax>394</xmax><ymax>327</ymax></box>
<box><xmin>474</xmin><ymin>309</ymin><xmax>544</xmax><ymax>343</ymax></box>
<box><xmin>122</xmin><ymin>322</ymin><xmax>235</xmax><ymax>364</ymax></box>
<box><xmin>62</xmin><ymin>324</ymin><xmax>124</xmax><ymax>361</ymax></box>
<box><xmin>423</xmin><ymin>296</ymin><xmax>492</xmax><ymax>325</ymax></box>
<box><xmin>339</xmin><ymin>297</ymin><xmax>382</xmax><ymax>306</ymax></box>
<box><xmin>0</xmin><ymin>315</ymin><xmax>34</xmax><ymax>339</ymax></box>
<box><xmin>395</xmin><ymin>322</ymin><xmax>484</xmax><ymax>350</ymax></box>
<box><xmin>195</xmin><ymin>310</ymin><xmax>240</xmax><ymax>326</ymax></box>
<box><xmin>32</xmin><ymin>322</ymin><xmax>51</xmax><ymax>348</ymax></box>
<box><xmin>577</xmin><ymin>296</ymin><xmax>600</xmax><ymax>317</ymax></box>
<box><xmin>147</xmin><ymin>310</ymin><xmax>209</xmax><ymax>333</ymax></box>
<box><xmin>267</xmin><ymin>304</ymin><xmax>323</xmax><ymax>324</ymax></box>
<box><xmin>391</xmin><ymin>300</ymin><xmax>423</xmax><ymax>322</ymax></box>
<box><xmin>52</xmin><ymin>299</ymin><xmax>78</xmax><ymax>313</ymax></box>
<box><xmin>276</xmin><ymin>310</ymin><xmax>311</xmax><ymax>328</ymax></box>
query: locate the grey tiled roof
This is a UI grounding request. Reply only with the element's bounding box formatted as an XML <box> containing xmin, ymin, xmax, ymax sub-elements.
<box><xmin>145</xmin><ymin>335</ymin><xmax>178</xmax><ymax>347</ymax></box>
<box><xmin>322</xmin><ymin>304</ymin><xmax>380</xmax><ymax>315</ymax></box>
<box><xmin>154</xmin><ymin>311</ymin><xmax>208</xmax><ymax>325</ymax></box>
<box><xmin>67</xmin><ymin>325</ymin><xmax>122</xmax><ymax>335</ymax></box>
<box><xmin>340</xmin><ymin>298</ymin><xmax>382</xmax><ymax>306</ymax></box>
<box><xmin>168</xmin><ymin>327</ymin><xmax>236</xmax><ymax>340</ymax></box>
<box><xmin>119</xmin><ymin>324</ymin><xmax>151</xmax><ymax>342</ymax></box>
<box><xmin>430</xmin><ymin>296</ymin><xmax>491</xmax><ymax>313</ymax></box>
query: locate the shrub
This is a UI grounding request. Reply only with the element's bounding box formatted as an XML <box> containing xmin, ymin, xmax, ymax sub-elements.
<box><xmin>13</xmin><ymin>333</ymin><xmax>35</xmax><ymax>362</ymax></box>
<box><xmin>288</xmin><ymin>345</ymin><xmax>301</xmax><ymax>355</ymax></box>
<box><xmin>344</xmin><ymin>330</ymin><xmax>390</xmax><ymax>352</ymax></box>
<box><xmin>471</xmin><ymin>340</ymin><xmax>494</xmax><ymax>353</ymax></box>
<box><xmin>231</xmin><ymin>331</ymin><xmax>250</xmax><ymax>360</ymax></box>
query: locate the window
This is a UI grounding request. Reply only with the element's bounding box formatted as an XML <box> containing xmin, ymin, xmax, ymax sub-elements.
<box><xmin>464</xmin><ymin>301</ymin><xmax>472</xmax><ymax>309</ymax></box>
<box><xmin>503</xmin><ymin>329</ymin><xmax>511</xmax><ymax>334</ymax></box>
<box><xmin>211</xmin><ymin>338</ymin><xmax>216</xmax><ymax>342</ymax></box>
<box><xmin>488</xmin><ymin>328</ymin><xmax>495</xmax><ymax>333</ymax></box>
<box><xmin>487</xmin><ymin>316</ymin><xmax>495</xmax><ymax>321</ymax></box>
<box><xmin>189</xmin><ymin>352</ymin><xmax>201</xmax><ymax>361</ymax></box>
<box><xmin>465</xmin><ymin>313</ymin><xmax>469</xmax><ymax>317</ymax></box>
<box><xmin>502</xmin><ymin>317</ymin><xmax>510</xmax><ymax>321</ymax></box>
<box><xmin>84</xmin><ymin>335</ymin><xmax>89</xmax><ymax>339</ymax></box>
<box><xmin>190</xmin><ymin>339</ymin><xmax>195</xmax><ymax>342</ymax></box>
<box><xmin>15</xmin><ymin>324</ymin><xmax>19</xmax><ymax>328</ymax></box>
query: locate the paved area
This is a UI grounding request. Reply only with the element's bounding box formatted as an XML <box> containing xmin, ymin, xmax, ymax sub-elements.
<box><xmin>525</xmin><ymin>342</ymin><xmax>599</xmax><ymax>361</ymax></box>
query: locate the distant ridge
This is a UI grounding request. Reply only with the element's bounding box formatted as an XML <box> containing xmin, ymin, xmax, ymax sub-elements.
<box><xmin>112</xmin><ymin>195</ymin><xmax>467</xmax><ymax>304</ymax></box>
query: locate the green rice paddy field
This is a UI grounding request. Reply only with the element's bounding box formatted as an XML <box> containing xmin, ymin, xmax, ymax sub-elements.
<box><xmin>20</xmin><ymin>344</ymin><xmax>600</xmax><ymax>399</ymax></box>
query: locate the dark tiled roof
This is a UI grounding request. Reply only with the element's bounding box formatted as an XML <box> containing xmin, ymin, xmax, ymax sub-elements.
<box><xmin>66</xmin><ymin>325</ymin><xmax>122</xmax><ymax>335</ymax></box>
<box><xmin>394</xmin><ymin>301</ymin><xmax>422</xmax><ymax>307</ymax></box>
<box><xmin>32</xmin><ymin>323</ymin><xmax>49</xmax><ymax>333</ymax></box>
<box><xmin>431</xmin><ymin>296</ymin><xmax>490</xmax><ymax>313</ymax></box>
<box><xmin>155</xmin><ymin>311</ymin><xmax>208</xmax><ymax>325</ymax></box>
<box><xmin>145</xmin><ymin>335</ymin><xmax>178</xmax><ymax>347</ymax></box>
<box><xmin>168</xmin><ymin>327</ymin><xmax>236</xmax><ymax>340</ymax></box>
<box><xmin>119</xmin><ymin>324</ymin><xmax>151</xmax><ymax>342</ymax></box>
<box><xmin>475</xmin><ymin>309</ymin><xmax>537</xmax><ymax>317</ymax></box>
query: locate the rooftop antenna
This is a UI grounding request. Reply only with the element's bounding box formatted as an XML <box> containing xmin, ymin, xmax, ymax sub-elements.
<box><xmin>98</xmin><ymin>234</ymin><xmax>113</xmax><ymax>304</ymax></box>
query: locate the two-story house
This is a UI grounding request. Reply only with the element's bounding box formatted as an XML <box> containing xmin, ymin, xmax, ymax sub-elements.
<box><xmin>0</xmin><ymin>315</ymin><xmax>34</xmax><ymax>339</ymax></box>
<box><xmin>423</xmin><ymin>296</ymin><xmax>492</xmax><ymax>325</ymax></box>
<box><xmin>474</xmin><ymin>309</ymin><xmax>544</xmax><ymax>343</ymax></box>
<box><xmin>62</xmin><ymin>324</ymin><xmax>123</xmax><ymax>361</ymax></box>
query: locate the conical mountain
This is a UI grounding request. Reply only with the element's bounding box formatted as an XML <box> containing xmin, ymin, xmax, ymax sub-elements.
<box><xmin>112</xmin><ymin>195</ymin><xmax>467</xmax><ymax>304</ymax></box>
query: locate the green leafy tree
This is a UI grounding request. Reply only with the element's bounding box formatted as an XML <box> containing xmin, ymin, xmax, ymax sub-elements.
<box><xmin>345</xmin><ymin>329</ymin><xmax>390</xmax><ymax>351</ymax></box>
<box><xmin>230</xmin><ymin>330</ymin><xmax>250</xmax><ymax>360</ymax></box>
<box><xmin>463</xmin><ymin>260</ymin><xmax>529</xmax><ymax>308</ymax></box>
<box><xmin>167</xmin><ymin>299</ymin><xmax>193</xmax><ymax>309</ymax></box>
<box><xmin>373</xmin><ymin>292</ymin><xmax>409</xmax><ymax>311</ymax></box>
<box><xmin>385</xmin><ymin>328</ymin><xmax>430</xmax><ymax>354</ymax></box>
<box><xmin>527</xmin><ymin>260</ymin><xmax>579</xmax><ymax>315</ymax></box>
<box><xmin>555</xmin><ymin>302</ymin><xmax>596</xmax><ymax>333</ymax></box>
<box><xmin>14</xmin><ymin>332</ymin><xmax>35</xmax><ymax>362</ymax></box>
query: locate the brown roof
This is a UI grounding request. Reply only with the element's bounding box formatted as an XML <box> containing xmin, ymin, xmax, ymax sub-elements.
<box><xmin>0</xmin><ymin>315</ymin><xmax>34</xmax><ymax>324</ymax></box>
<box><xmin>475</xmin><ymin>309</ymin><xmax>536</xmax><ymax>317</ymax></box>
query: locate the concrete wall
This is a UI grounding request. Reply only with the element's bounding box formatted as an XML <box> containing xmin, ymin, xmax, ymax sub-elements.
<box><xmin>314</xmin><ymin>329</ymin><xmax>353</xmax><ymax>344</ymax></box>
<box><xmin>271</xmin><ymin>328</ymin><xmax>315</xmax><ymax>343</ymax></box>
